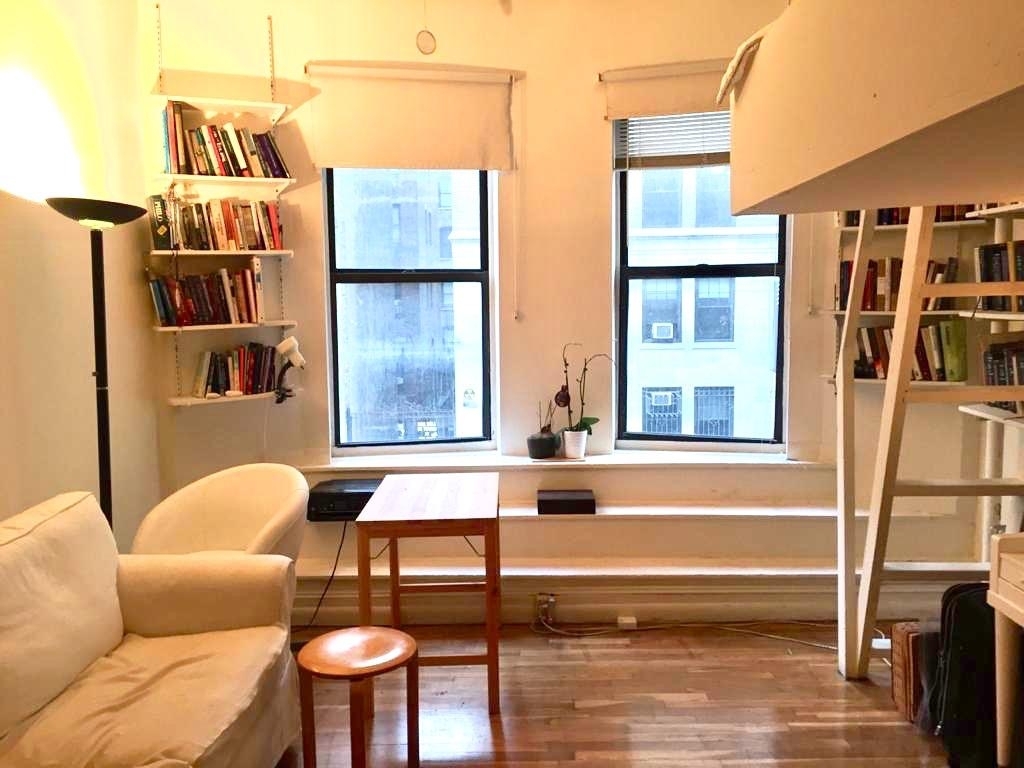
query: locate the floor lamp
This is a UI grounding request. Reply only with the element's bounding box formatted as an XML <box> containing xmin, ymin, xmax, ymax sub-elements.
<box><xmin>45</xmin><ymin>197</ymin><xmax>147</xmax><ymax>527</ymax></box>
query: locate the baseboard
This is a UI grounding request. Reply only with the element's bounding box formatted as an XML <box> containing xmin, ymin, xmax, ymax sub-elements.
<box><xmin>292</xmin><ymin>569</ymin><xmax>973</xmax><ymax>627</ymax></box>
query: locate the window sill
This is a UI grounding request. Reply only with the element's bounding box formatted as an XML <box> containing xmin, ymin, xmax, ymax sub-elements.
<box><xmin>303</xmin><ymin>448</ymin><xmax>829</xmax><ymax>474</ymax></box>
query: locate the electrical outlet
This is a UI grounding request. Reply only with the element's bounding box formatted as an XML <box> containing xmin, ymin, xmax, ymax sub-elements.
<box><xmin>535</xmin><ymin>592</ymin><xmax>556</xmax><ymax>622</ymax></box>
<box><xmin>617</xmin><ymin>615</ymin><xmax>638</xmax><ymax>631</ymax></box>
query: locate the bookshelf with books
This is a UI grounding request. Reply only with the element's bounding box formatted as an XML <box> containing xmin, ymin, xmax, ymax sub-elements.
<box><xmin>147</xmin><ymin>92</ymin><xmax>298</xmax><ymax>408</ymax></box>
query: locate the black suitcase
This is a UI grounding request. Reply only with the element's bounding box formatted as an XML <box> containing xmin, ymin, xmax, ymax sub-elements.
<box><xmin>926</xmin><ymin>582</ymin><xmax>995</xmax><ymax>768</ymax></box>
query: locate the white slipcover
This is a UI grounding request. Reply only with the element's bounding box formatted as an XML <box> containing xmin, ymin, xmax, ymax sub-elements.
<box><xmin>131</xmin><ymin>463</ymin><xmax>308</xmax><ymax>561</ymax></box>
<box><xmin>0</xmin><ymin>492</ymin><xmax>299</xmax><ymax>768</ymax></box>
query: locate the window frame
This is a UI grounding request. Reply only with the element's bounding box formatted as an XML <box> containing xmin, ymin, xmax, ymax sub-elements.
<box><xmin>325</xmin><ymin>168</ymin><xmax>493</xmax><ymax>449</ymax></box>
<box><xmin>615</xmin><ymin>170</ymin><xmax>787</xmax><ymax>445</ymax></box>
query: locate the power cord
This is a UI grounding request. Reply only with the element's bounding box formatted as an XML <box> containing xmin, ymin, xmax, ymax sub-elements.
<box><xmin>297</xmin><ymin>521</ymin><xmax>347</xmax><ymax>632</ymax></box>
<box><xmin>530</xmin><ymin>616</ymin><xmax>847</xmax><ymax>652</ymax></box>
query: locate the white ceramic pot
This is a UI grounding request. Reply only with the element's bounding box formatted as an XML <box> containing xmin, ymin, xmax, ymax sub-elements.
<box><xmin>562</xmin><ymin>430</ymin><xmax>588</xmax><ymax>459</ymax></box>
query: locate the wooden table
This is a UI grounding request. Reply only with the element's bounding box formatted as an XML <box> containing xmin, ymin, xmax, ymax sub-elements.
<box><xmin>355</xmin><ymin>471</ymin><xmax>501</xmax><ymax>714</ymax></box>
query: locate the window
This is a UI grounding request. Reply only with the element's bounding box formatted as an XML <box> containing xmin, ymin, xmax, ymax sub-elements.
<box><xmin>641</xmin><ymin>170</ymin><xmax>682</xmax><ymax>228</ymax></box>
<box><xmin>694</xmin><ymin>386</ymin><xmax>734</xmax><ymax>437</ymax></box>
<box><xmin>642</xmin><ymin>279</ymin><xmax>681</xmax><ymax>343</ymax></box>
<box><xmin>694</xmin><ymin>277</ymin><xmax>734</xmax><ymax>342</ymax></box>
<box><xmin>642</xmin><ymin>387</ymin><xmax>683</xmax><ymax>434</ymax></box>
<box><xmin>326</xmin><ymin>169</ymin><xmax>491</xmax><ymax>447</ymax></box>
<box><xmin>615</xmin><ymin>111</ymin><xmax>785</xmax><ymax>443</ymax></box>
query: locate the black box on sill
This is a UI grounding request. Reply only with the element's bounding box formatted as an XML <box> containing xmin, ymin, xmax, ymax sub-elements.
<box><xmin>537</xmin><ymin>489</ymin><xmax>596</xmax><ymax>515</ymax></box>
<box><xmin>307</xmin><ymin>478</ymin><xmax>382</xmax><ymax>522</ymax></box>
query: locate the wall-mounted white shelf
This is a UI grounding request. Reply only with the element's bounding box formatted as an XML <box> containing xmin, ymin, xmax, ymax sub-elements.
<box><xmin>957</xmin><ymin>310</ymin><xmax>1024</xmax><ymax>321</ymax></box>
<box><xmin>965</xmin><ymin>203</ymin><xmax>1024</xmax><ymax>219</ymax></box>
<box><xmin>829</xmin><ymin>310</ymin><xmax>959</xmax><ymax>317</ymax></box>
<box><xmin>839</xmin><ymin>220</ymin><xmax>988</xmax><ymax>234</ymax></box>
<box><xmin>156</xmin><ymin>174</ymin><xmax>295</xmax><ymax>200</ymax></box>
<box><xmin>168</xmin><ymin>391</ymin><xmax>278</xmax><ymax>408</ymax></box>
<box><xmin>153</xmin><ymin>94</ymin><xmax>289</xmax><ymax>124</ymax></box>
<box><xmin>149</xmin><ymin>249</ymin><xmax>292</xmax><ymax>259</ymax></box>
<box><xmin>823</xmin><ymin>375</ymin><xmax>965</xmax><ymax>387</ymax></box>
<box><xmin>958</xmin><ymin>403</ymin><xmax>1024</xmax><ymax>423</ymax></box>
<box><xmin>154</xmin><ymin>320</ymin><xmax>297</xmax><ymax>333</ymax></box>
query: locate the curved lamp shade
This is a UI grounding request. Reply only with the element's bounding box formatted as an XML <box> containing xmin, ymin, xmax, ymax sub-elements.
<box><xmin>45</xmin><ymin>197</ymin><xmax>146</xmax><ymax>229</ymax></box>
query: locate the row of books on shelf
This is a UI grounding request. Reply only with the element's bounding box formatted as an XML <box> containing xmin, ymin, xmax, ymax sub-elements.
<box><xmin>841</xmin><ymin>205</ymin><xmax>1001</xmax><ymax>227</ymax></box>
<box><xmin>975</xmin><ymin>241</ymin><xmax>1024</xmax><ymax>311</ymax></box>
<box><xmin>982</xmin><ymin>333</ymin><xmax>1024</xmax><ymax>414</ymax></box>
<box><xmin>147</xmin><ymin>195</ymin><xmax>283</xmax><ymax>252</ymax></box>
<box><xmin>837</xmin><ymin>257</ymin><xmax>957</xmax><ymax>312</ymax></box>
<box><xmin>163</xmin><ymin>100</ymin><xmax>291</xmax><ymax>178</ymax></box>
<box><xmin>852</xmin><ymin>320</ymin><xmax>966</xmax><ymax>382</ymax></box>
<box><xmin>191</xmin><ymin>343</ymin><xmax>278</xmax><ymax>400</ymax></box>
<box><xmin>148</xmin><ymin>265</ymin><xmax>266</xmax><ymax>327</ymax></box>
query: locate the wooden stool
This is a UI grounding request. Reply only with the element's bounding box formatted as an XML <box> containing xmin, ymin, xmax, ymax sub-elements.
<box><xmin>297</xmin><ymin>626</ymin><xmax>419</xmax><ymax>768</ymax></box>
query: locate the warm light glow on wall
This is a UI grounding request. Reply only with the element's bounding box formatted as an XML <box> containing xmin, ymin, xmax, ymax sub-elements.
<box><xmin>0</xmin><ymin>0</ymin><xmax>110</xmax><ymax>203</ymax></box>
<box><xmin>0</xmin><ymin>67</ymin><xmax>82</xmax><ymax>202</ymax></box>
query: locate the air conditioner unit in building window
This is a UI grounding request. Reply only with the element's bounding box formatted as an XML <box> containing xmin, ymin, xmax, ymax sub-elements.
<box><xmin>650</xmin><ymin>322</ymin><xmax>675</xmax><ymax>340</ymax></box>
<box><xmin>650</xmin><ymin>392</ymin><xmax>674</xmax><ymax>407</ymax></box>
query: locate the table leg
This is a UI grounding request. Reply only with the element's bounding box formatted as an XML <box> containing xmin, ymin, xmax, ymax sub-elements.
<box><xmin>298</xmin><ymin>669</ymin><xmax>316</xmax><ymax>768</ymax></box>
<box><xmin>407</xmin><ymin>653</ymin><xmax>420</xmax><ymax>768</ymax></box>
<box><xmin>356</xmin><ymin>526</ymin><xmax>375</xmax><ymax>717</ymax></box>
<box><xmin>996</xmin><ymin>609</ymin><xmax>1021</xmax><ymax>767</ymax></box>
<box><xmin>389</xmin><ymin>537</ymin><xmax>402</xmax><ymax>628</ymax></box>
<box><xmin>484</xmin><ymin>518</ymin><xmax>501</xmax><ymax>715</ymax></box>
<box><xmin>349</xmin><ymin>680</ymin><xmax>368</xmax><ymax>768</ymax></box>
<box><xmin>357</xmin><ymin>526</ymin><xmax>371</xmax><ymax>626</ymax></box>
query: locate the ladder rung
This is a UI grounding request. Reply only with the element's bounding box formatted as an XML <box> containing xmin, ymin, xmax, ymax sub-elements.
<box><xmin>905</xmin><ymin>386</ymin><xmax>1024</xmax><ymax>404</ymax></box>
<box><xmin>920</xmin><ymin>281</ymin><xmax>1024</xmax><ymax>298</ymax></box>
<box><xmin>894</xmin><ymin>478</ymin><xmax>1024</xmax><ymax>496</ymax></box>
<box><xmin>398</xmin><ymin>581</ymin><xmax>486</xmax><ymax>594</ymax></box>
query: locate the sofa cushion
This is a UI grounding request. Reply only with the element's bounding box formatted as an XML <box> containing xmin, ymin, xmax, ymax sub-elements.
<box><xmin>0</xmin><ymin>625</ymin><xmax>298</xmax><ymax>768</ymax></box>
<box><xmin>0</xmin><ymin>492</ymin><xmax>122</xmax><ymax>738</ymax></box>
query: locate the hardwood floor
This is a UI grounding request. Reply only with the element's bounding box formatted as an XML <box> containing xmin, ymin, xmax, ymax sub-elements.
<box><xmin>290</xmin><ymin>623</ymin><xmax>945</xmax><ymax>767</ymax></box>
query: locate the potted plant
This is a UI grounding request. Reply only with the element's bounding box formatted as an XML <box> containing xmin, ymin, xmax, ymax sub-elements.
<box><xmin>553</xmin><ymin>343</ymin><xmax>612</xmax><ymax>459</ymax></box>
<box><xmin>526</xmin><ymin>400</ymin><xmax>560</xmax><ymax>459</ymax></box>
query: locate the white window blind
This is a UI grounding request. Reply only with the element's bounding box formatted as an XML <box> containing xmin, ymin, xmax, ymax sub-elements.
<box><xmin>613</xmin><ymin>111</ymin><xmax>731</xmax><ymax>169</ymax></box>
<box><xmin>305</xmin><ymin>61</ymin><xmax>519</xmax><ymax>170</ymax></box>
<box><xmin>600</xmin><ymin>59</ymin><xmax>728</xmax><ymax>120</ymax></box>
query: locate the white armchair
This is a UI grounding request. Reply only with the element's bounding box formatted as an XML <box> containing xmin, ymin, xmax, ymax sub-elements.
<box><xmin>131</xmin><ymin>463</ymin><xmax>309</xmax><ymax>560</ymax></box>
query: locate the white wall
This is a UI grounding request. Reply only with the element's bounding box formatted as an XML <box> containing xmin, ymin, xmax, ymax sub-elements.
<box><xmin>0</xmin><ymin>0</ymin><xmax>161</xmax><ymax>548</ymax></box>
<box><xmin>0</xmin><ymin>1</ymin><xmax>982</xmax><ymax>577</ymax></box>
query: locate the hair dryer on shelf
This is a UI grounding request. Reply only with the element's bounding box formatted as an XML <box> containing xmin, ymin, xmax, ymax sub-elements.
<box><xmin>274</xmin><ymin>336</ymin><xmax>305</xmax><ymax>404</ymax></box>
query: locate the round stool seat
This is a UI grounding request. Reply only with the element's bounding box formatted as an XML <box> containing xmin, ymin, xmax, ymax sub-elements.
<box><xmin>298</xmin><ymin>626</ymin><xmax>417</xmax><ymax>679</ymax></box>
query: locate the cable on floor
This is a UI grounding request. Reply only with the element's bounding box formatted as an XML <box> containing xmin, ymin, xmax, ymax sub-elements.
<box><xmin>463</xmin><ymin>536</ymin><xmax>485</xmax><ymax>557</ymax></box>
<box><xmin>530</xmin><ymin>617</ymin><xmax>854</xmax><ymax>652</ymax></box>
<box><xmin>297</xmin><ymin>522</ymin><xmax>347</xmax><ymax>632</ymax></box>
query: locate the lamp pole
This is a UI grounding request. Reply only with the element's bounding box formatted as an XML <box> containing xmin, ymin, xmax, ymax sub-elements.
<box><xmin>90</xmin><ymin>227</ymin><xmax>113</xmax><ymax>522</ymax></box>
<box><xmin>46</xmin><ymin>197</ymin><xmax>146</xmax><ymax>527</ymax></box>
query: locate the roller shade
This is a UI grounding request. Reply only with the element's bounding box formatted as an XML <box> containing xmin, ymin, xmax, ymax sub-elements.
<box><xmin>613</xmin><ymin>111</ymin><xmax>730</xmax><ymax>169</ymax></box>
<box><xmin>601</xmin><ymin>59</ymin><xmax>729</xmax><ymax>120</ymax></box>
<box><xmin>306</xmin><ymin>61</ymin><xmax>519</xmax><ymax>170</ymax></box>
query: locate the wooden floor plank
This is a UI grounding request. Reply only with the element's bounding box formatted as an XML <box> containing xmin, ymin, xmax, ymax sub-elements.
<box><xmin>287</xmin><ymin>624</ymin><xmax>944</xmax><ymax>767</ymax></box>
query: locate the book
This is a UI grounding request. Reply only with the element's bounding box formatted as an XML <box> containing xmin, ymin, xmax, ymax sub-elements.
<box><xmin>239</xmin><ymin>127</ymin><xmax>267</xmax><ymax>177</ymax></box>
<box><xmin>218</xmin><ymin>268</ymin><xmax>239</xmax><ymax>324</ymax></box>
<box><xmin>192</xmin><ymin>351</ymin><xmax>212</xmax><ymax>398</ymax></box>
<box><xmin>222</xmin><ymin>122</ymin><xmax>251</xmax><ymax>177</ymax></box>
<box><xmin>147</xmin><ymin>195</ymin><xmax>172</xmax><ymax>250</ymax></box>
<box><xmin>172</xmin><ymin>101</ymin><xmax>189</xmax><ymax>175</ymax></box>
<box><xmin>938</xmin><ymin>319</ymin><xmax>967</xmax><ymax>382</ymax></box>
<box><xmin>251</xmin><ymin>257</ymin><xmax>265</xmax><ymax>322</ymax></box>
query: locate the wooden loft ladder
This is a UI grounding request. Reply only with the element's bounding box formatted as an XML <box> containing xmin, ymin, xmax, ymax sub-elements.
<box><xmin>837</xmin><ymin>206</ymin><xmax>1024</xmax><ymax>679</ymax></box>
